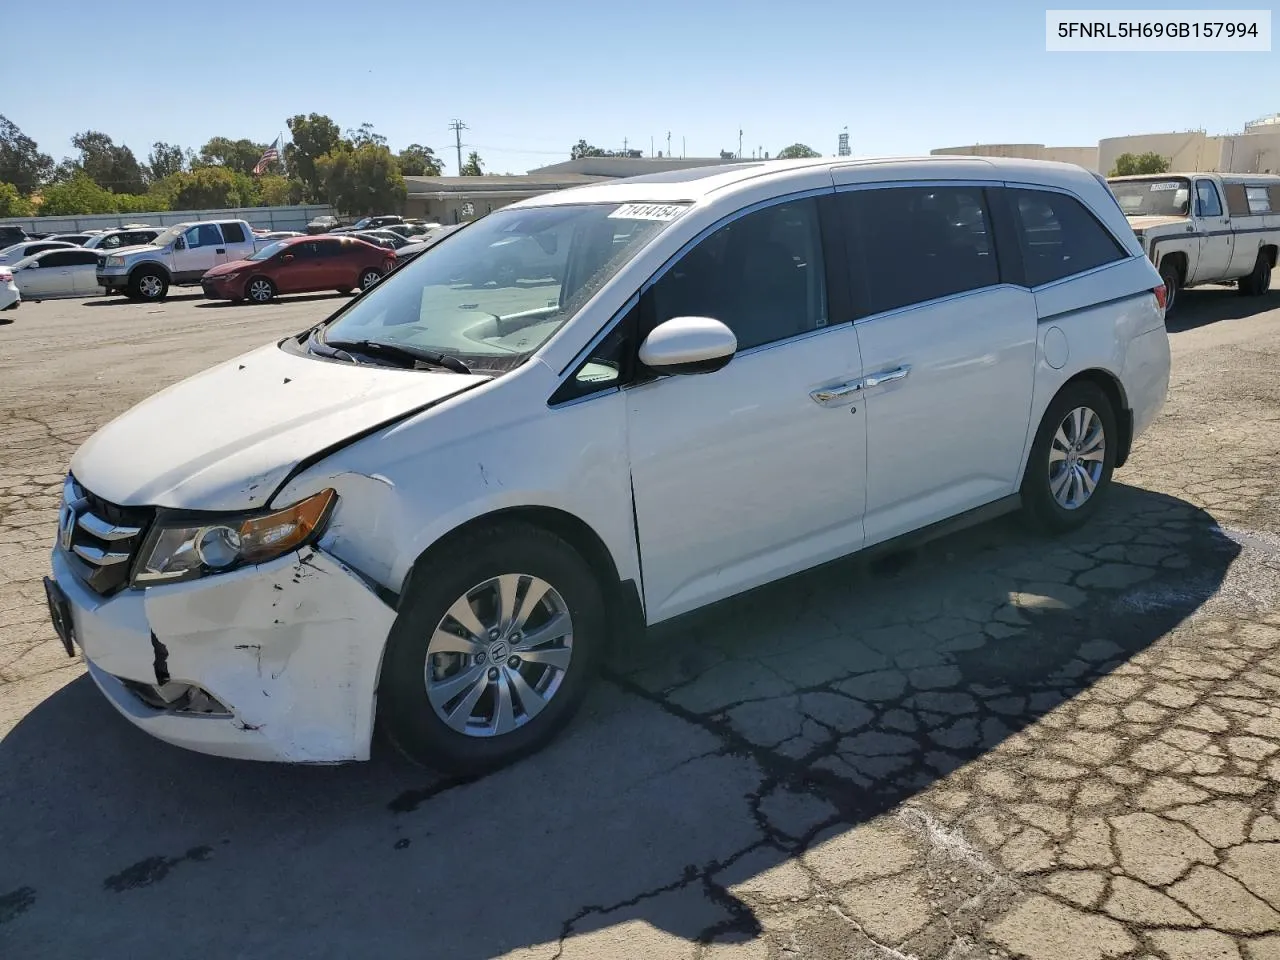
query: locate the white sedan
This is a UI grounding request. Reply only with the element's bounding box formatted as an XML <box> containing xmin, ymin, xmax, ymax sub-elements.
<box><xmin>0</xmin><ymin>239</ymin><xmax>77</xmax><ymax>266</ymax></box>
<box><xmin>11</xmin><ymin>248</ymin><xmax>105</xmax><ymax>300</ymax></box>
<box><xmin>0</xmin><ymin>265</ymin><xmax>18</xmax><ymax>312</ymax></box>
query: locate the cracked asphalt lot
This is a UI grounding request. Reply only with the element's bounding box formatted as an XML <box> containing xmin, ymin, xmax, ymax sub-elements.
<box><xmin>2</xmin><ymin>284</ymin><xmax>1280</xmax><ymax>959</ymax></box>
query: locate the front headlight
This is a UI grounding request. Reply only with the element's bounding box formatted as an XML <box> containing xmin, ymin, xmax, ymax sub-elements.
<box><xmin>132</xmin><ymin>489</ymin><xmax>336</xmax><ymax>586</ymax></box>
<box><xmin>104</xmin><ymin>256</ymin><xmax>125</xmax><ymax>268</ymax></box>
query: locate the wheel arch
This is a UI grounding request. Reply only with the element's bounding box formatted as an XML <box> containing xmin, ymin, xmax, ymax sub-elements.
<box><xmin>398</xmin><ymin>505</ymin><xmax>644</xmax><ymax>648</ymax></box>
<box><xmin>1156</xmin><ymin>249</ymin><xmax>1188</xmax><ymax>284</ymax></box>
<box><xmin>129</xmin><ymin>260</ymin><xmax>171</xmax><ymax>282</ymax></box>
<box><xmin>1027</xmin><ymin>368</ymin><xmax>1132</xmax><ymax>481</ymax></box>
<box><xmin>1260</xmin><ymin>244</ymin><xmax>1278</xmax><ymax>268</ymax></box>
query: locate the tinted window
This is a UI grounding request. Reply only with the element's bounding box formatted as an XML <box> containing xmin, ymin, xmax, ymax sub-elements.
<box><xmin>65</xmin><ymin>250</ymin><xmax>99</xmax><ymax>266</ymax></box>
<box><xmin>40</xmin><ymin>251</ymin><xmax>80</xmax><ymax>267</ymax></box>
<box><xmin>1270</xmin><ymin>186</ymin><xmax>1280</xmax><ymax>212</ymax></box>
<box><xmin>185</xmin><ymin>224</ymin><xmax>224</xmax><ymax>248</ymax></box>
<box><xmin>649</xmin><ymin>198</ymin><xmax>827</xmax><ymax>352</ymax></box>
<box><xmin>287</xmin><ymin>242</ymin><xmax>318</xmax><ymax>259</ymax></box>
<box><xmin>1196</xmin><ymin>181</ymin><xmax>1223</xmax><ymax>217</ymax></box>
<box><xmin>221</xmin><ymin>222</ymin><xmax>247</xmax><ymax>243</ymax></box>
<box><xmin>1008</xmin><ymin>189</ymin><xmax>1126</xmax><ymax>287</ymax></box>
<box><xmin>315</xmin><ymin>239</ymin><xmax>343</xmax><ymax>257</ymax></box>
<box><xmin>840</xmin><ymin>186</ymin><xmax>997</xmax><ymax>315</ymax></box>
<box><xmin>1224</xmin><ymin>183</ymin><xmax>1250</xmax><ymax>217</ymax></box>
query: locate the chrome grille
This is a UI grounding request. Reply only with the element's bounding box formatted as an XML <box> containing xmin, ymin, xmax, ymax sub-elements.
<box><xmin>59</xmin><ymin>476</ymin><xmax>154</xmax><ymax>595</ymax></box>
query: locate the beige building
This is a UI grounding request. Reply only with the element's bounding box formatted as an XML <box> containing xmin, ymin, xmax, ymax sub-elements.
<box><xmin>930</xmin><ymin>143</ymin><xmax>1100</xmax><ymax>171</ymax></box>
<box><xmin>404</xmin><ymin>157</ymin><xmax>749</xmax><ymax>224</ymax></box>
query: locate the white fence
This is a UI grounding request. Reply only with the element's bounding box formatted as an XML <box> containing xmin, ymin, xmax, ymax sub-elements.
<box><xmin>1</xmin><ymin>204</ymin><xmax>337</xmax><ymax>235</ymax></box>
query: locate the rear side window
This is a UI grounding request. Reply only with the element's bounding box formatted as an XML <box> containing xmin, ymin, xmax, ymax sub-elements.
<box><xmin>840</xmin><ymin>186</ymin><xmax>998</xmax><ymax>315</ymax></box>
<box><xmin>315</xmin><ymin>240</ymin><xmax>343</xmax><ymax>257</ymax></box>
<box><xmin>221</xmin><ymin>222</ymin><xmax>247</xmax><ymax>243</ymax></box>
<box><xmin>1008</xmin><ymin>189</ymin><xmax>1126</xmax><ymax>287</ymax></box>
<box><xmin>39</xmin><ymin>251</ymin><xmax>79</xmax><ymax>267</ymax></box>
<box><xmin>1245</xmin><ymin>187</ymin><xmax>1272</xmax><ymax>214</ymax></box>
<box><xmin>1224</xmin><ymin>183</ymin><xmax>1250</xmax><ymax>217</ymax></box>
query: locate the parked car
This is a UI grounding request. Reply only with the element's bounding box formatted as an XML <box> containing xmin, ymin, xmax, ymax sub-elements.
<box><xmin>355</xmin><ymin>229</ymin><xmax>412</xmax><ymax>252</ymax></box>
<box><xmin>83</xmin><ymin>228</ymin><xmax>161</xmax><ymax>251</ymax></box>
<box><xmin>0</xmin><ymin>265</ymin><xmax>18</xmax><ymax>312</ymax></box>
<box><xmin>46</xmin><ymin>233</ymin><xmax>95</xmax><ymax>246</ymax></box>
<box><xmin>44</xmin><ymin>157</ymin><xmax>1170</xmax><ymax>772</ymax></box>
<box><xmin>10</xmin><ymin>247</ymin><xmax>104</xmax><ymax>300</ymax></box>
<box><xmin>306</xmin><ymin>215</ymin><xmax>342</xmax><ymax>235</ymax></box>
<box><xmin>200</xmin><ymin>235</ymin><xmax>394</xmax><ymax>303</ymax></box>
<box><xmin>384</xmin><ymin>222</ymin><xmax>437</xmax><ymax>239</ymax></box>
<box><xmin>334</xmin><ymin>214</ymin><xmax>404</xmax><ymax>234</ymax></box>
<box><xmin>96</xmin><ymin>219</ymin><xmax>260</xmax><ymax>300</ymax></box>
<box><xmin>0</xmin><ymin>239</ymin><xmax>78</xmax><ymax>265</ymax></box>
<box><xmin>253</xmin><ymin>230</ymin><xmax>304</xmax><ymax>242</ymax></box>
<box><xmin>1107</xmin><ymin>172</ymin><xmax>1280</xmax><ymax>312</ymax></box>
<box><xmin>0</xmin><ymin>225</ymin><xmax>28</xmax><ymax>247</ymax></box>
<box><xmin>392</xmin><ymin>224</ymin><xmax>464</xmax><ymax>263</ymax></box>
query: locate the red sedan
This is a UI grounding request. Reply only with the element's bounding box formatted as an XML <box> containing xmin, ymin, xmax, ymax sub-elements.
<box><xmin>200</xmin><ymin>235</ymin><xmax>395</xmax><ymax>304</ymax></box>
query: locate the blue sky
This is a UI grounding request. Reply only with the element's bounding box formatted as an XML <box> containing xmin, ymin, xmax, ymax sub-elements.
<box><xmin>2</xmin><ymin>0</ymin><xmax>1275</xmax><ymax>176</ymax></box>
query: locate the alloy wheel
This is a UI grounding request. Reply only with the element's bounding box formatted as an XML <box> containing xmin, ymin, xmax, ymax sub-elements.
<box><xmin>424</xmin><ymin>574</ymin><xmax>574</xmax><ymax>737</ymax></box>
<box><xmin>248</xmin><ymin>280</ymin><xmax>272</xmax><ymax>302</ymax></box>
<box><xmin>1048</xmin><ymin>406</ymin><xmax>1106</xmax><ymax>510</ymax></box>
<box><xmin>139</xmin><ymin>275</ymin><xmax>164</xmax><ymax>299</ymax></box>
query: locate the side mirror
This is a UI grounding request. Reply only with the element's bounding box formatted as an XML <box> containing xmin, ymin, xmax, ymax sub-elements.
<box><xmin>174</xmin><ymin>237</ymin><xmax>186</xmax><ymax>250</ymax></box>
<box><xmin>638</xmin><ymin>316</ymin><xmax>737</xmax><ymax>375</ymax></box>
<box><xmin>282</xmin><ymin>254</ymin><xmax>294</xmax><ymax>263</ymax></box>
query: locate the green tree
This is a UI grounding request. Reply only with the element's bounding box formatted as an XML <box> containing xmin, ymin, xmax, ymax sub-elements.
<box><xmin>36</xmin><ymin>173</ymin><xmax>120</xmax><ymax>215</ymax></box>
<box><xmin>570</xmin><ymin>139</ymin><xmax>607</xmax><ymax>160</ymax></box>
<box><xmin>459</xmin><ymin>151</ymin><xmax>484</xmax><ymax>176</ymax></box>
<box><xmin>146</xmin><ymin>142</ymin><xmax>188</xmax><ymax>182</ymax></box>
<box><xmin>316</xmin><ymin>143</ymin><xmax>406</xmax><ymax>215</ymax></box>
<box><xmin>1110</xmin><ymin>152</ymin><xmax>1170</xmax><ymax>177</ymax></box>
<box><xmin>69</xmin><ymin>130</ymin><xmax>147</xmax><ymax>194</ymax></box>
<box><xmin>776</xmin><ymin>143</ymin><xmax>820</xmax><ymax>160</ymax></box>
<box><xmin>198</xmin><ymin>136</ymin><xmax>271</xmax><ymax>175</ymax></box>
<box><xmin>285</xmin><ymin>114</ymin><xmax>346</xmax><ymax>201</ymax></box>
<box><xmin>347</xmin><ymin>123</ymin><xmax>387</xmax><ymax>148</ymax></box>
<box><xmin>257</xmin><ymin>175</ymin><xmax>303</xmax><ymax>206</ymax></box>
<box><xmin>0</xmin><ymin>116</ymin><xmax>53</xmax><ymax>195</ymax></box>
<box><xmin>397</xmin><ymin>143</ymin><xmax>443</xmax><ymax>177</ymax></box>
<box><xmin>0</xmin><ymin>181</ymin><xmax>34</xmax><ymax>217</ymax></box>
<box><xmin>114</xmin><ymin>192</ymin><xmax>160</xmax><ymax>214</ymax></box>
<box><xmin>167</xmin><ymin>166</ymin><xmax>258</xmax><ymax>210</ymax></box>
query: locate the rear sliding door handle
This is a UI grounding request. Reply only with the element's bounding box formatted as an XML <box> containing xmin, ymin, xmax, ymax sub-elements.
<box><xmin>863</xmin><ymin>365</ymin><xmax>911</xmax><ymax>388</ymax></box>
<box><xmin>810</xmin><ymin>380</ymin><xmax>862</xmax><ymax>407</ymax></box>
<box><xmin>215</xmin><ymin>247</ymin><xmax>226</xmax><ymax>254</ymax></box>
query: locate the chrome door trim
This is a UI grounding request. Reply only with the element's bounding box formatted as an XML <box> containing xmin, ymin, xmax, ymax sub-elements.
<box><xmin>810</xmin><ymin>380</ymin><xmax>863</xmax><ymax>407</ymax></box>
<box><xmin>863</xmin><ymin>365</ymin><xmax>911</xmax><ymax>388</ymax></box>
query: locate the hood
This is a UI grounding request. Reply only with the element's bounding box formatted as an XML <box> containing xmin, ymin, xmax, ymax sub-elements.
<box><xmin>204</xmin><ymin>258</ymin><xmax>255</xmax><ymax>277</ymax></box>
<box><xmin>1125</xmin><ymin>214</ymin><xmax>1189</xmax><ymax>232</ymax></box>
<box><xmin>71</xmin><ymin>341</ymin><xmax>487</xmax><ymax>512</ymax></box>
<box><xmin>108</xmin><ymin>242</ymin><xmax>170</xmax><ymax>260</ymax></box>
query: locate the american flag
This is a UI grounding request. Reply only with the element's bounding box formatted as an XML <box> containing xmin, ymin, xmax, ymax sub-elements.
<box><xmin>252</xmin><ymin>139</ymin><xmax>280</xmax><ymax>175</ymax></box>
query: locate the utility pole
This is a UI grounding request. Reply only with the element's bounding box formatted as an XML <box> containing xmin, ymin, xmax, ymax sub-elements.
<box><xmin>449</xmin><ymin>119</ymin><xmax>467</xmax><ymax>175</ymax></box>
<box><xmin>650</xmin><ymin>136</ymin><xmax>654</xmax><ymax>158</ymax></box>
<box><xmin>623</xmin><ymin>136</ymin><xmax>628</xmax><ymax>154</ymax></box>
<box><xmin>666</xmin><ymin>131</ymin><xmax>671</xmax><ymax>158</ymax></box>
<box><xmin>738</xmin><ymin>129</ymin><xmax>743</xmax><ymax>159</ymax></box>
<box><xmin>681</xmin><ymin>136</ymin><xmax>685</xmax><ymax>158</ymax></box>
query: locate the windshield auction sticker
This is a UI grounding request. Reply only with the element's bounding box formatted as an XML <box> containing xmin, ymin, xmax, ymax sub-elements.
<box><xmin>1046</xmin><ymin>9</ymin><xmax>1271</xmax><ymax>51</ymax></box>
<box><xmin>608</xmin><ymin>203</ymin><xmax>688</xmax><ymax>222</ymax></box>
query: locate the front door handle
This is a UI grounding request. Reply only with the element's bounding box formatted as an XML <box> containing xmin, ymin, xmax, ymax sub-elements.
<box><xmin>216</xmin><ymin>248</ymin><xmax>226</xmax><ymax>254</ymax></box>
<box><xmin>810</xmin><ymin>380</ymin><xmax>862</xmax><ymax>407</ymax></box>
<box><xmin>864</xmin><ymin>365</ymin><xmax>911</xmax><ymax>389</ymax></box>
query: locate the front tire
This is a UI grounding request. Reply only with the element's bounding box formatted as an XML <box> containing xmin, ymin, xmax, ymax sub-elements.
<box><xmin>128</xmin><ymin>267</ymin><xmax>168</xmax><ymax>302</ymax></box>
<box><xmin>358</xmin><ymin>268</ymin><xmax>382</xmax><ymax>290</ymax></box>
<box><xmin>379</xmin><ymin>521</ymin><xmax>606</xmax><ymax>774</ymax></box>
<box><xmin>246</xmin><ymin>277</ymin><xmax>275</xmax><ymax>303</ymax></box>
<box><xmin>1238</xmin><ymin>252</ymin><xmax>1273</xmax><ymax>297</ymax></box>
<box><xmin>1021</xmin><ymin>381</ymin><xmax>1117</xmax><ymax>534</ymax></box>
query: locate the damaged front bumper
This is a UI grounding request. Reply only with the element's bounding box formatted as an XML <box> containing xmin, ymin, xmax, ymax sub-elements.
<box><xmin>50</xmin><ymin>545</ymin><xmax>396</xmax><ymax>763</ymax></box>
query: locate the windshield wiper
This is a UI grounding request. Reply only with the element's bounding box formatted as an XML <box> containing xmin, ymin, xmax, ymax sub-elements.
<box><xmin>324</xmin><ymin>338</ymin><xmax>473</xmax><ymax>374</ymax></box>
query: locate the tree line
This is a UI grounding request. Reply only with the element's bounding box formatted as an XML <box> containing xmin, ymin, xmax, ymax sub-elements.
<box><xmin>0</xmin><ymin>114</ymin><xmax>475</xmax><ymax>219</ymax></box>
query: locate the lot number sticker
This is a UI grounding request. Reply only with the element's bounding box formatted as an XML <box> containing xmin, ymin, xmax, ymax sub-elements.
<box><xmin>1149</xmin><ymin>182</ymin><xmax>1181</xmax><ymax>191</ymax></box>
<box><xmin>609</xmin><ymin>203</ymin><xmax>686</xmax><ymax>221</ymax></box>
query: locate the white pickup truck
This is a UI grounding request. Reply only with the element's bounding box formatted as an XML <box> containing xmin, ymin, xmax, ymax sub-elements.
<box><xmin>96</xmin><ymin>218</ymin><xmax>260</xmax><ymax>301</ymax></box>
<box><xmin>1107</xmin><ymin>173</ymin><xmax>1279</xmax><ymax>312</ymax></box>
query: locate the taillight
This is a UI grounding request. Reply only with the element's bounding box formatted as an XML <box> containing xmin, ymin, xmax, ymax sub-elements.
<box><xmin>1153</xmin><ymin>283</ymin><xmax>1168</xmax><ymax>312</ymax></box>
<box><xmin>0</xmin><ymin>268</ymin><xmax>11</xmax><ymax>282</ymax></box>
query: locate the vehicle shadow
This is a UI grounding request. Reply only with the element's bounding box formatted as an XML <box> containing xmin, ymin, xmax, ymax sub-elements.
<box><xmin>0</xmin><ymin>484</ymin><xmax>1238</xmax><ymax>958</ymax></box>
<box><xmin>81</xmin><ymin>293</ymin><xmax>207</xmax><ymax>307</ymax></box>
<box><xmin>195</xmin><ymin>293</ymin><xmax>355</xmax><ymax>309</ymax></box>
<box><xmin>1166</xmin><ymin>282</ymin><xmax>1279</xmax><ymax>333</ymax></box>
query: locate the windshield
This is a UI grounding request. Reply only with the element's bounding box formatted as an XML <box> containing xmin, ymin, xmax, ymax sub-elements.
<box><xmin>150</xmin><ymin>225</ymin><xmax>186</xmax><ymax>247</ymax></box>
<box><xmin>320</xmin><ymin>202</ymin><xmax>686</xmax><ymax>374</ymax></box>
<box><xmin>1108</xmin><ymin>178</ymin><xmax>1192</xmax><ymax>218</ymax></box>
<box><xmin>249</xmin><ymin>240</ymin><xmax>289</xmax><ymax>261</ymax></box>
<box><xmin>351</xmin><ymin>218</ymin><xmax>374</xmax><ymax>229</ymax></box>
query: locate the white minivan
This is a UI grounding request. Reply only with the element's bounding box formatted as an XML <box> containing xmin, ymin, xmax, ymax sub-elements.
<box><xmin>45</xmin><ymin>157</ymin><xmax>1171</xmax><ymax>771</ymax></box>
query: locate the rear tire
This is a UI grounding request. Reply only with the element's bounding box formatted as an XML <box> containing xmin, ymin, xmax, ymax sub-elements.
<box><xmin>378</xmin><ymin>521</ymin><xmax>605</xmax><ymax>774</ymax></box>
<box><xmin>1238</xmin><ymin>252</ymin><xmax>1273</xmax><ymax>297</ymax></box>
<box><xmin>1021</xmin><ymin>381</ymin><xmax>1118</xmax><ymax>534</ymax></box>
<box><xmin>358</xmin><ymin>268</ymin><xmax>382</xmax><ymax>290</ymax></box>
<box><xmin>128</xmin><ymin>267</ymin><xmax>168</xmax><ymax>302</ymax></box>
<box><xmin>1159</xmin><ymin>260</ymin><xmax>1182</xmax><ymax>314</ymax></box>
